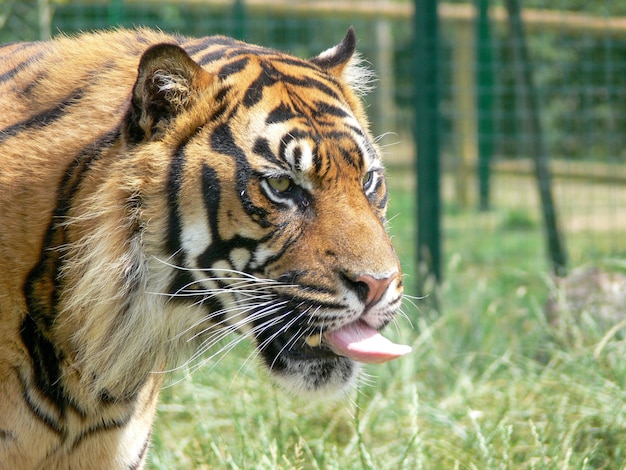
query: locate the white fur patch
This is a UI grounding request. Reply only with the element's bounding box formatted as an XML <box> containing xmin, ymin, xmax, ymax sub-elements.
<box><xmin>250</xmin><ymin>244</ymin><xmax>275</xmax><ymax>269</ymax></box>
<box><xmin>180</xmin><ymin>221</ymin><xmax>212</xmax><ymax>265</ymax></box>
<box><xmin>343</xmin><ymin>52</ymin><xmax>377</xmax><ymax>96</ymax></box>
<box><xmin>284</xmin><ymin>139</ymin><xmax>313</xmax><ymax>174</ymax></box>
<box><xmin>212</xmin><ymin>259</ymin><xmax>233</xmax><ymax>275</ymax></box>
<box><xmin>152</xmin><ymin>69</ymin><xmax>192</xmax><ymax>108</ymax></box>
<box><xmin>230</xmin><ymin>248</ymin><xmax>251</xmax><ymax>271</ymax></box>
<box><xmin>316</xmin><ymin>44</ymin><xmax>341</xmax><ymax>62</ymax></box>
<box><xmin>356</xmin><ymin>133</ymin><xmax>378</xmax><ymax>170</ymax></box>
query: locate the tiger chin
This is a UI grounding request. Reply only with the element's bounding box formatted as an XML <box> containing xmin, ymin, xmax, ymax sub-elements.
<box><xmin>0</xmin><ymin>27</ymin><xmax>411</xmax><ymax>468</ymax></box>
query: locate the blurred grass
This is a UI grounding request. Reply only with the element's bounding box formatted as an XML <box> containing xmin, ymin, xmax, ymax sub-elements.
<box><xmin>149</xmin><ymin>168</ymin><xmax>626</xmax><ymax>469</ymax></box>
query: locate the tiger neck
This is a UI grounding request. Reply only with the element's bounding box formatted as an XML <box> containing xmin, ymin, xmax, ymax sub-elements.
<box><xmin>20</xmin><ymin>135</ymin><xmax>176</xmax><ymax>407</ymax></box>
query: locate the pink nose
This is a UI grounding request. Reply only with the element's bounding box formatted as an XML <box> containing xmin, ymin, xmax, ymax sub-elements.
<box><xmin>355</xmin><ymin>274</ymin><xmax>396</xmax><ymax>307</ymax></box>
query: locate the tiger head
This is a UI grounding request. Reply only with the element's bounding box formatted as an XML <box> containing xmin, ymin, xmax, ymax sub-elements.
<box><xmin>121</xmin><ymin>29</ymin><xmax>410</xmax><ymax>394</ymax></box>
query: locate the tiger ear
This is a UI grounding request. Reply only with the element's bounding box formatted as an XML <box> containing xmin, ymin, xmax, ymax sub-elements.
<box><xmin>310</xmin><ymin>27</ymin><xmax>357</xmax><ymax>77</ymax></box>
<box><xmin>127</xmin><ymin>43</ymin><xmax>212</xmax><ymax>142</ymax></box>
<box><xmin>310</xmin><ymin>27</ymin><xmax>374</xmax><ymax>96</ymax></box>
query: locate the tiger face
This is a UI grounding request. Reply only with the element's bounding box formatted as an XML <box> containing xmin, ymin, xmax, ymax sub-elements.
<box><xmin>129</xmin><ymin>33</ymin><xmax>410</xmax><ymax>393</ymax></box>
<box><xmin>0</xmin><ymin>27</ymin><xmax>410</xmax><ymax>468</ymax></box>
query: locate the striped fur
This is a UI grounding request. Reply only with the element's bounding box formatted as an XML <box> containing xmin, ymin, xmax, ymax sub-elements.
<box><xmin>0</xmin><ymin>28</ymin><xmax>402</xmax><ymax>468</ymax></box>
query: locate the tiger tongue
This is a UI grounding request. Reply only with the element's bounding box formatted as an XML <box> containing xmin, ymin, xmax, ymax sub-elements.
<box><xmin>323</xmin><ymin>321</ymin><xmax>412</xmax><ymax>364</ymax></box>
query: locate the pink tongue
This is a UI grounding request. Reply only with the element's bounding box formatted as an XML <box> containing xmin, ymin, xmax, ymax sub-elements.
<box><xmin>324</xmin><ymin>321</ymin><xmax>412</xmax><ymax>364</ymax></box>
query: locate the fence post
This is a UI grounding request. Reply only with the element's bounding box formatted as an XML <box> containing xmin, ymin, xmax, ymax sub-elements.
<box><xmin>505</xmin><ymin>0</ymin><xmax>568</xmax><ymax>276</ymax></box>
<box><xmin>476</xmin><ymin>0</ymin><xmax>494</xmax><ymax>211</ymax></box>
<box><xmin>413</xmin><ymin>0</ymin><xmax>442</xmax><ymax>288</ymax></box>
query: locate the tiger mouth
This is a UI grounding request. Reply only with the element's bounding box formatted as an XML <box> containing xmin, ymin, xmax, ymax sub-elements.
<box><xmin>252</xmin><ymin>319</ymin><xmax>411</xmax><ymax>393</ymax></box>
<box><xmin>263</xmin><ymin>321</ymin><xmax>412</xmax><ymax>364</ymax></box>
<box><xmin>304</xmin><ymin>333</ymin><xmax>322</xmax><ymax>348</ymax></box>
<box><xmin>262</xmin><ymin>330</ymin><xmax>340</xmax><ymax>363</ymax></box>
<box><xmin>284</xmin><ymin>336</ymin><xmax>339</xmax><ymax>360</ymax></box>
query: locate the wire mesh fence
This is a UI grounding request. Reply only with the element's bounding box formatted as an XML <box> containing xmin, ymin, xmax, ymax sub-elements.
<box><xmin>2</xmin><ymin>0</ymin><xmax>625</xmax><ymax>284</ymax></box>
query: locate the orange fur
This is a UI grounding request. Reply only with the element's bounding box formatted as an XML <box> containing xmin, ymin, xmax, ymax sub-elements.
<box><xmin>0</xmin><ymin>28</ymin><xmax>402</xmax><ymax>468</ymax></box>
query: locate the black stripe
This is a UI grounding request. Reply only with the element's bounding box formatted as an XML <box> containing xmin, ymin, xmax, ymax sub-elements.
<box><xmin>197</xmin><ymin>164</ymin><xmax>261</xmax><ymax>266</ymax></box>
<box><xmin>314</xmin><ymin>101</ymin><xmax>350</xmax><ymax>119</ymax></box>
<box><xmin>0</xmin><ymin>46</ymin><xmax>41</xmax><ymax>84</ymax></box>
<box><xmin>197</xmin><ymin>48</ymin><xmax>227</xmax><ymax>66</ymax></box>
<box><xmin>184</xmin><ymin>36</ymin><xmax>240</xmax><ymax>57</ymax></box>
<box><xmin>274</xmin><ymin>56</ymin><xmax>320</xmax><ymax>72</ymax></box>
<box><xmin>326</xmin><ymin>134</ymin><xmax>366</xmax><ymax>171</ymax></box>
<box><xmin>286</xmin><ymin>297</ymin><xmax>346</xmax><ymax>310</ymax></box>
<box><xmin>18</xmin><ymin>368</ymin><xmax>65</xmax><ymax>436</ymax></box>
<box><xmin>21</xmin><ymin>130</ymin><xmax>118</xmax><ymax>420</ymax></box>
<box><xmin>225</xmin><ymin>46</ymin><xmax>274</xmax><ymax>58</ymax></box>
<box><xmin>275</xmin><ymin>273</ymin><xmax>336</xmax><ymax>298</ymax></box>
<box><xmin>292</xmin><ymin>145</ymin><xmax>304</xmax><ymax>170</ymax></box>
<box><xmin>0</xmin><ymin>429</ymin><xmax>16</xmax><ymax>441</ymax></box>
<box><xmin>346</xmin><ymin>123</ymin><xmax>366</xmax><ymax>138</ymax></box>
<box><xmin>246</xmin><ymin>226</ymin><xmax>302</xmax><ymax>273</ymax></box>
<box><xmin>324</xmin><ymin>130</ymin><xmax>357</xmax><ymax>140</ymax></box>
<box><xmin>0</xmin><ymin>88</ymin><xmax>84</xmax><ymax>145</ymax></box>
<box><xmin>377</xmin><ymin>190</ymin><xmax>389</xmax><ymax>211</ymax></box>
<box><xmin>20</xmin><ymin>315</ymin><xmax>67</xmax><ymax>420</ymax></box>
<box><xmin>278</xmin><ymin>128</ymin><xmax>311</xmax><ymax>164</ymax></box>
<box><xmin>266</xmin><ymin>102</ymin><xmax>298</xmax><ymax>124</ymax></box>
<box><xmin>0</xmin><ymin>59</ymin><xmax>30</xmax><ymax>84</ymax></box>
<box><xmin>163</xmin><ymin>146</ymin><xmax>223</xmax><ymax>317</ymax></box>
<box><xmin>70</xmin><ymin>411</ymin><xmax>133</xmax><ymax>451</ymax></box>
<box><xmin>281</xmin><ymin>74</ymin><xmax>340</xmax><ymax>101</ymax></box>
<box><xmin>253</xmin><ymin>137</ymin><xmax>282</xmax><ymax>166</ymax></box>
<box><xmin>165</xmin><ymin>146</ymin><xmax>186</xmax><ymax>257</ymax></box>
<box><xmin>215</xmin><ymin>85</ymin><xmax>231</xmax><ymax>102</ymax></box>
<box><xmin>242</xmin><ymin>60</ymin><xmax>337</xmax><ymax>109</ymax></box>
<box><xmin>21</xmin><ymin>397</ymin><xmax>64</xmax><ymax>438</ymax></box>
<box><xmin>339</xmin><ymin>148</ymin><xmax>360</xmax><ymax>168</ymax></box>
<box><xmin>196</xmin><ymin>41</ymin><xmax>274</xmax><ymax>67</ymax></box>
<box><xmin>184</xmin><ymin>38</ymin><xmax>216</xmax><ymax>56</ymax></box>
<box><xmin>207</xmin><ymin>100</ymin><xmax>230</xmax><ymax>124</ymax></box>
<box><xmin>243</xmin><ymin>63</ymin><xmax>277</xmax><ymax>108</ymax></box>
<box><xmin>197</xmin><ymin>164</ymin><xmax>229</xmax><ymax>275</ymax></box>
<box><xmin>313</xmin><ymin>146</ymin><xmax>325</xmax><ymax>175</ymax></box>
<box><xmin>23</xmin><ymin>133</ymin><xmax>110</xmax><ymax>317</ymax></box>
<box><xmin>164</xmin><ymin>145</ymin><xmax>197</xmax><ymax>298</ymax></box>
<box><xmin>218</xmin><ymin>56</ymin><xmax>249</xmax><ymax>79</ymax></box>
<box><xmin>0</xmin><ymin>41</ymin><xmax>19</xmax><ymax>50</ymax></box>
<box><xmin>19</xmin><ymin>70</ymin><xmax>46</xmax><ymax>98</ymax></box>
<box><xmin>210</xmin><ymin>123</ymin><xmax>269</xmax><ymax>226</ymax></box>
<box><xmin>196</xmin><ymin>164</ymin><xmax>271</xmax><ymax>282</ymax></box>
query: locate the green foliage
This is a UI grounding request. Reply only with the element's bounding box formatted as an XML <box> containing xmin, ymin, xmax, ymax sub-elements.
<box><xmin>499</xmin><ymin>209</ymin><xmax>538</xmax><ymax>231</ymax></box>
<box><xmin>0</xmin><ymin>0</ymin><xmax>41</xmax><ymax>42</ymax></box>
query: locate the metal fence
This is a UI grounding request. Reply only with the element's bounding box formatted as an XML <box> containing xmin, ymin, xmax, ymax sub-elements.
<box><xmin>2</xmin><ymin>0</ymin><xmax>626</xmax><ymax>285</ymax></box>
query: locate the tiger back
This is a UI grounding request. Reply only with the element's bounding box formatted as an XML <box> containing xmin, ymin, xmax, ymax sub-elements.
<box><xmin>0</xmin><ymin>28</ymin><xmax>410</xmax><ymax>469</ymax></box>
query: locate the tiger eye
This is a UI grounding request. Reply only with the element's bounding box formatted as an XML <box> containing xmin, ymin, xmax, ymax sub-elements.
<box><xmin>362</xmin><ymin>171</ymin><xmax>374</xmax><ymax>190</ymax></box>
<box><xmin>267</xmin><ymin>176</ymin><xmax>292</xmax><ymax>193</ymax></box>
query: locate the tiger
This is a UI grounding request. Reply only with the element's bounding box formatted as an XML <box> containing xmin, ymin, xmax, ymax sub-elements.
<box><xmin>0</xmin><ymin>27</ymin><xmax>411</xmax><ymax>468</ymax></box>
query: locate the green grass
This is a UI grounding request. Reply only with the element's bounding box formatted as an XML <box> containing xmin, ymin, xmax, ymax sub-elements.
<box><xmin>149</xmin><ymin>169</ymin><xmax>626</xmax><ymax>469</ymax></box>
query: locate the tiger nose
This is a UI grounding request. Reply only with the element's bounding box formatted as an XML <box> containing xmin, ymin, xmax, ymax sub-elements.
<box><xmin>353</xmin><ymin>273</ymin><xmax>397</xmax><ymax>308</ymax></box>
